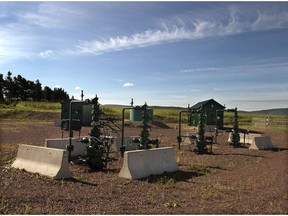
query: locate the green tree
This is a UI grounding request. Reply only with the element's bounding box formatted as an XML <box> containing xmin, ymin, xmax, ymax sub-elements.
<box><xmin>13</xmin><ymin>75</ymin><xmax>31</xmax><ymax>100</ymax></box>
<box><xmin>43</xmin><ymin>86</ymin><xmax>53</xmax><ymax>101</ymax></box>
<box><xmin>2</xmin><ymin>71</ymin><xmax>69</xmax><ymax>102</ymax></box>
<box><xmin>33</xmin><ymin>79</ymin><xmax>43</xmax><ymax>101</ymax></box>
<box><xmin>0</xmin><ymin>73</ymin><xmax>5</xmax><ymax>102</ymax></box>
<box><xmin>53</xmin><ymin>87</ymin><xmax>69</xmax><ymax>102</ymax></box>
<box><xmin>4</xmin><ymin>71</ymin><xmax>17</xmax><ymax>101</ymax></box>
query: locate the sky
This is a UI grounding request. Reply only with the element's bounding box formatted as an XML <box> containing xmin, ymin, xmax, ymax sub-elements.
<box><xmin>0</xmin><ymin>1</ymin><xmax>288</xmax><ymax>111</ymax></box>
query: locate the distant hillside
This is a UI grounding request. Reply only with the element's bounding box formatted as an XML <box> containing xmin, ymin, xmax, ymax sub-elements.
<box><xmin>104</xmin><ymin>104</ymin><xmax>287</xmax><ymax>115</ymax></box>
<box><xmin>103</xmin><ymin>104</ymin><xmax>186</xmax><ymax>110</ymax></box>
<box><xmin>240</xmin><ymin>108</ymin><xmax>288</xmax><ymax>116</ymax></box>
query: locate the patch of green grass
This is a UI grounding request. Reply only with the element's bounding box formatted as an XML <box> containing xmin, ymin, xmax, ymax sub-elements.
<box><xmin>1</xmin><ymin>102</ymin><xmax>287</xmax><ymax>131</ymax></box>
<box><xmin>224</xmin><ymin>161</ymin><xmax>236</xmax><ymax>170</ymax></box>
<box><xmin>23</xmin><ymin>204</ymin><xmax>32</xmax><ymax>214</ymax></box>
<box><xmin>190</xmin><ymin>184</ymin><xmax>215</xmax><ymax>201</ymax></box>
<box><xmin>1</xmin><ymin>158</ymin><xmax>15</xmax><ymax>173</ymax></box>
<box><xmin>74</xmin><ymin>175</ymin><xmax>87</xmax><ymax>181</ymax></box>
<box><xmin>155</xmin><ymin>176</ymin><xmax>176</xmax><ymax>188</ymax></box>
<box><xmin>101</xmin><ymin>106</ymin><xmax>128</xmax><ymax>119</ymax></box>
<box><xmin>188</xmin><ymin>165</ymin><xmax>217</xmax><ymax>174</ymax></box>
<box><xmin>16</xmin><ymin>101</ymin><xmax>61</xmax><ymax>112</ymax></box>
<box><xmin>266</xmin><ymin>201</ymin><xmax>286</xmax><ymax>214</ymax></box>
<box><xmin>224</xmin><ymin>112</ymin><xmax>288</xmax><ymax>132</ymax></box>
<box><xmin>284</xmin><ymin>193</ymin><xmax>288</xmax><ymax>200</ymax></box>
<box><xmin>116</xmin><ymin>181</ymin><xmax>131</xmax><ymax>189</ymax></box>
<box><xmin>164</xmin><ymin>202</ymin><xmax>180</xmax><ymax>208</ymax></box>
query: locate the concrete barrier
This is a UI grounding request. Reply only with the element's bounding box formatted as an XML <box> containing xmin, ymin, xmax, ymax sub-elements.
<box><xmin>45</xmin><ymin>138</ymin><xmax>85</xmax><ymax>157</ymax></box>
<box><xmin>227</xmin><ymin>133</ymin><xmax>273</xmax><ymax>150</ymax></box>
<box><xmin>118</xmin><ymin>147</ymin><xmax>179</xmax><ymax>179</ymax></box>
<box><xmin>249</xmin><ymin>136</ymin><xmax>273</xmax><ymax>150</ymax></box>
<box><xmin>12</xmin><ymin>144</ymin><xmax>72</xmax><ymax>179</ymax></box>
<box><xmin>228</xmin><ymin>133</ymin><xmax>263</xmax><ymax>145</ymax></box>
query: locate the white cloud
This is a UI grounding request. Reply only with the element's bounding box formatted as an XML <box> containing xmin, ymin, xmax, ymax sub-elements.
<box><xmin>19</xmin><ymin>2</ymin><xmax>86</xmax><ymax>29</ymax></box>
<box><xmin>179</xmin><ymin>68</ymin><xmax>221</xmax><ymax>73</ymax></box>
<box><xmin>0</xmin><ymin>28</ymin><xmax>35</xmax><ymax>64</ymax></box>
<box><xmin>189</xmin><ymin>89</ymin><xmax>202</xmax><ymax>92</ymax></box>
<box><xmin>40</xmin><ymin>50</ymin><xmax>54</xmax><ymax>58</ymax></box>
<box><xmin>73</xmin><ymin>27</ymin><xmax>196</xmax><ymax>55</ymax></box>
<box><xmin>74</xmin><ymin>86</ymin><xmax>81</xmax><ymax>90</ymax></box>
<box><xmin>71</xmin><ymin>6</ymin><xmax>288</xmax><ymax>56</ymax></box>
<box><xmin>1</xmin><ymin>2</ymin><xmax>288</xmax><ymax>62</ymax></box>
<box><xmin>123</xmin><ymin>82</ymin><xmax>134</xmax><ymax>87</ymax></box>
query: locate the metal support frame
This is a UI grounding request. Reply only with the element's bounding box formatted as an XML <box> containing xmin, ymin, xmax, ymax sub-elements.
<box><xmin>177</xmin><ymin>110</ymin><xmax>188</xmax><ymax>150</ymax></box>
<box><xmin>66</xmin><ymin>95</ymin><xmax>114</xmax><ymax>169</ymax></box>
<box><xmin>67</xmin><ymin>100</ymin><xmax>84</xmax><ymax>162</ymax></box>
<box><xmin>177</xmin><ymin>105</ymin><xmax>208</xmax><ymax>154</ymax></box>
<box><xmin>120</xmin><ymin>107</ymin><xmax>132</xmax><ymax>156</ymax></box>
<box><xmin>120</xmin><ymin>103</ymin><xmax>157</xmax><ymax>157</ymax></box>
<box><xmin>216</xmin><ymin>107</ymin><xmax>240</xmax><ymax>148</ymax></box>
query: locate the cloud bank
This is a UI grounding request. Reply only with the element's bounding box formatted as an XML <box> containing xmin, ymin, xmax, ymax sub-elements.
<box><xmin>1</xmin><ymin>2</ymin><xmax>288</xmax><ymax>61</ymax></box>
<box><xmin>72</xmin><ymin>6</ymin><xmax>288</xmax><ymax>56</ymax></box>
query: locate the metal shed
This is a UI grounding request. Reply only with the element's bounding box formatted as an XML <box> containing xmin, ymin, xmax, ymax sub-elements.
<box><xmin>188</xmin><ymin>99</ymin><xmax>225</xmax><ymax>129</ymax></box>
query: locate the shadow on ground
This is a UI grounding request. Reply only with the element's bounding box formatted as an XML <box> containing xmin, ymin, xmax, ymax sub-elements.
<box><xmin>140</xmin><ymin>170</ymin><xmax>204</xmax><ymax>184</ymax></box>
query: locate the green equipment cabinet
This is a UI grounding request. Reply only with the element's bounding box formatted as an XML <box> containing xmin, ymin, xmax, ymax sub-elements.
<box><xmin>130</xmin><ymin>107</ymin><xmax>153</xmax><ymax>122</ymax></box>
<box><xmin>60</xmin><ymin>99</ymin><xmax>93</xmax><ymax>131</ymax></box>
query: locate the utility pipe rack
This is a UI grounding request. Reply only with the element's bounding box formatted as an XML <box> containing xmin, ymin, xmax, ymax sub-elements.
<box><xmin>215</xmin><ymin>107</ymin><xmax>240</xmax><ymax>148</ymax></box>
<box><xmin>177</xmin><ymin>105</ymin><xmax>209</xmax><ymax>154</ymax></box>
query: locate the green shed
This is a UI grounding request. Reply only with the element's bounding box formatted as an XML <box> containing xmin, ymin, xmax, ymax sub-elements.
<box><xmin>188</xmin><ymin>99</ymin><xmax>225</xmax><ymax>129</ymax></box>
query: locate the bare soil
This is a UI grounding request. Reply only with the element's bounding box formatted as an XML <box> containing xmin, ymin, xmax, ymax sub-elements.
<box><xmin>0</xmin><ymin>119</ymin><xmax>287</xmax><ymax>214</ymax></box>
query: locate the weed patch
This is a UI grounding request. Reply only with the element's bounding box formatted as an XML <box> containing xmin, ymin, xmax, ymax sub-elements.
<box><xmin>148</xmin><ymin>175</ymin><xmax>176</xmax><ymax>188</ymax></box>
<box><xmin>188</xmin><ymin>165</ymin><xmax>217</xmax><ymax>174</ymax></box>
<box><xmin>284</xmin><ymin>193</ymin><xmax>288</xmax><ymax>200</ymax></box>
<box><xmin>164</xmin><ymin>202</ymin><xmax>180</xmax><ymax>208</ymax></box>
<box><xmin>1</xmin><ymin>158</ymin><xmax>15</xmax><ymax>172</ymax></box>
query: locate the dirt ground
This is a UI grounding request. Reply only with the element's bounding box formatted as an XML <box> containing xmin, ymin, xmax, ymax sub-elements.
<box><xmin>0</xmin><ymin>119</ymin><xmax>287</xmax><ymax>214</ymax></box>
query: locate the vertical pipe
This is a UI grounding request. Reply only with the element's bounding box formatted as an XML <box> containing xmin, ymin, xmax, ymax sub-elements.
<box><xmin>178</xmin><ymin>111</ymin><xmax>182</xmax><ymax>150</ymax></box>
<box><xmin>68</xmin><ymin>101</ymin><xmax>73</xmax><ymax>162</ymax></box>
<box><xmin>178</xmin><ymin>110</ymin><xmax>188</xmax><ymax>150</ymax></box>
<box><xmin>121</xmin><ymin>108</ymin><xmax>125</xmax><ymax>150</ymax></box>
<box><xmin>68</xmin><ymin>100</ymin><xmax>83</xmax><ymax>162</ymax></box>
<box><xmin>121</xmin><ymin>107</ymin><xmax>132</xmax><ymax>156</ymax></box>
<box><xmin>81</xmin><ymin>90</ymin><xmax>84</xmax><ymax>101</ymax></box>
<box><xmin>215</xmin><ymin>109</ymin><xmax>223</xmax><ymax>144</ymax></box>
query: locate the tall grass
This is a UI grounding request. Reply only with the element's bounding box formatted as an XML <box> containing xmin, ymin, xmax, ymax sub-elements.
<box><xmin>101</xmin><ymin>106</ymin><xmax>187</xmax><ymax>123</ymax></box>
<box><xmin>1</xmin><ymin>102</ymin><xmax>287</xmax><ymax>131</ymax></box>
<box><xmin>224</xmin><ymin>112</ymin><xmax>288</xmax><ymax>131</ymax></box>
<box><xmin>153</xmin><ymin>108</ymin><xmax>187</xmax><ymax>123</ymax></box>
<box><xmin>15</xmin><ymin>101</ymin><xmax>61</xmax><ymax>112</ymax></box>
<box><xmin>101</xmin><ymin>106</ymin><xmax>123</xmax><ymax>119</ymax></box>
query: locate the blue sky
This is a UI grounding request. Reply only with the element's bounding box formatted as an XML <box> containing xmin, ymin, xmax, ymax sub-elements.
<box><xmin>0</xmin><ymin>2</ymin><xmax>288</xmax><ymax>111</ymax></box>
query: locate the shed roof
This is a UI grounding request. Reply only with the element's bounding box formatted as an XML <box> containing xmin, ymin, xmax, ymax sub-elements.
<box><xmin>190</xmin><ymin>99</ymin><xmax>225</xmax><ymax>110</ymax></box>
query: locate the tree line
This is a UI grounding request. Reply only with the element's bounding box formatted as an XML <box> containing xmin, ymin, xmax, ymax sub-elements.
<box><xmin>0</xmin><ymin>71</ymin><xmax>69</xmax><ymax>103</ymax></box>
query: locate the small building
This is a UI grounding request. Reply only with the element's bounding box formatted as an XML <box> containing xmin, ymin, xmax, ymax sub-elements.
<box><xmin>188</xmin><ymin>99</ymin><xmax>225</xmax><ymax>129</ymax></box>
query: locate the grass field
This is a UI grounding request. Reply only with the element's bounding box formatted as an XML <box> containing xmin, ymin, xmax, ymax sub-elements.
<box><xmin>0</xmin><ymin>101</ymin><xmax>287</xmax><ymax>131</ymax></box>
